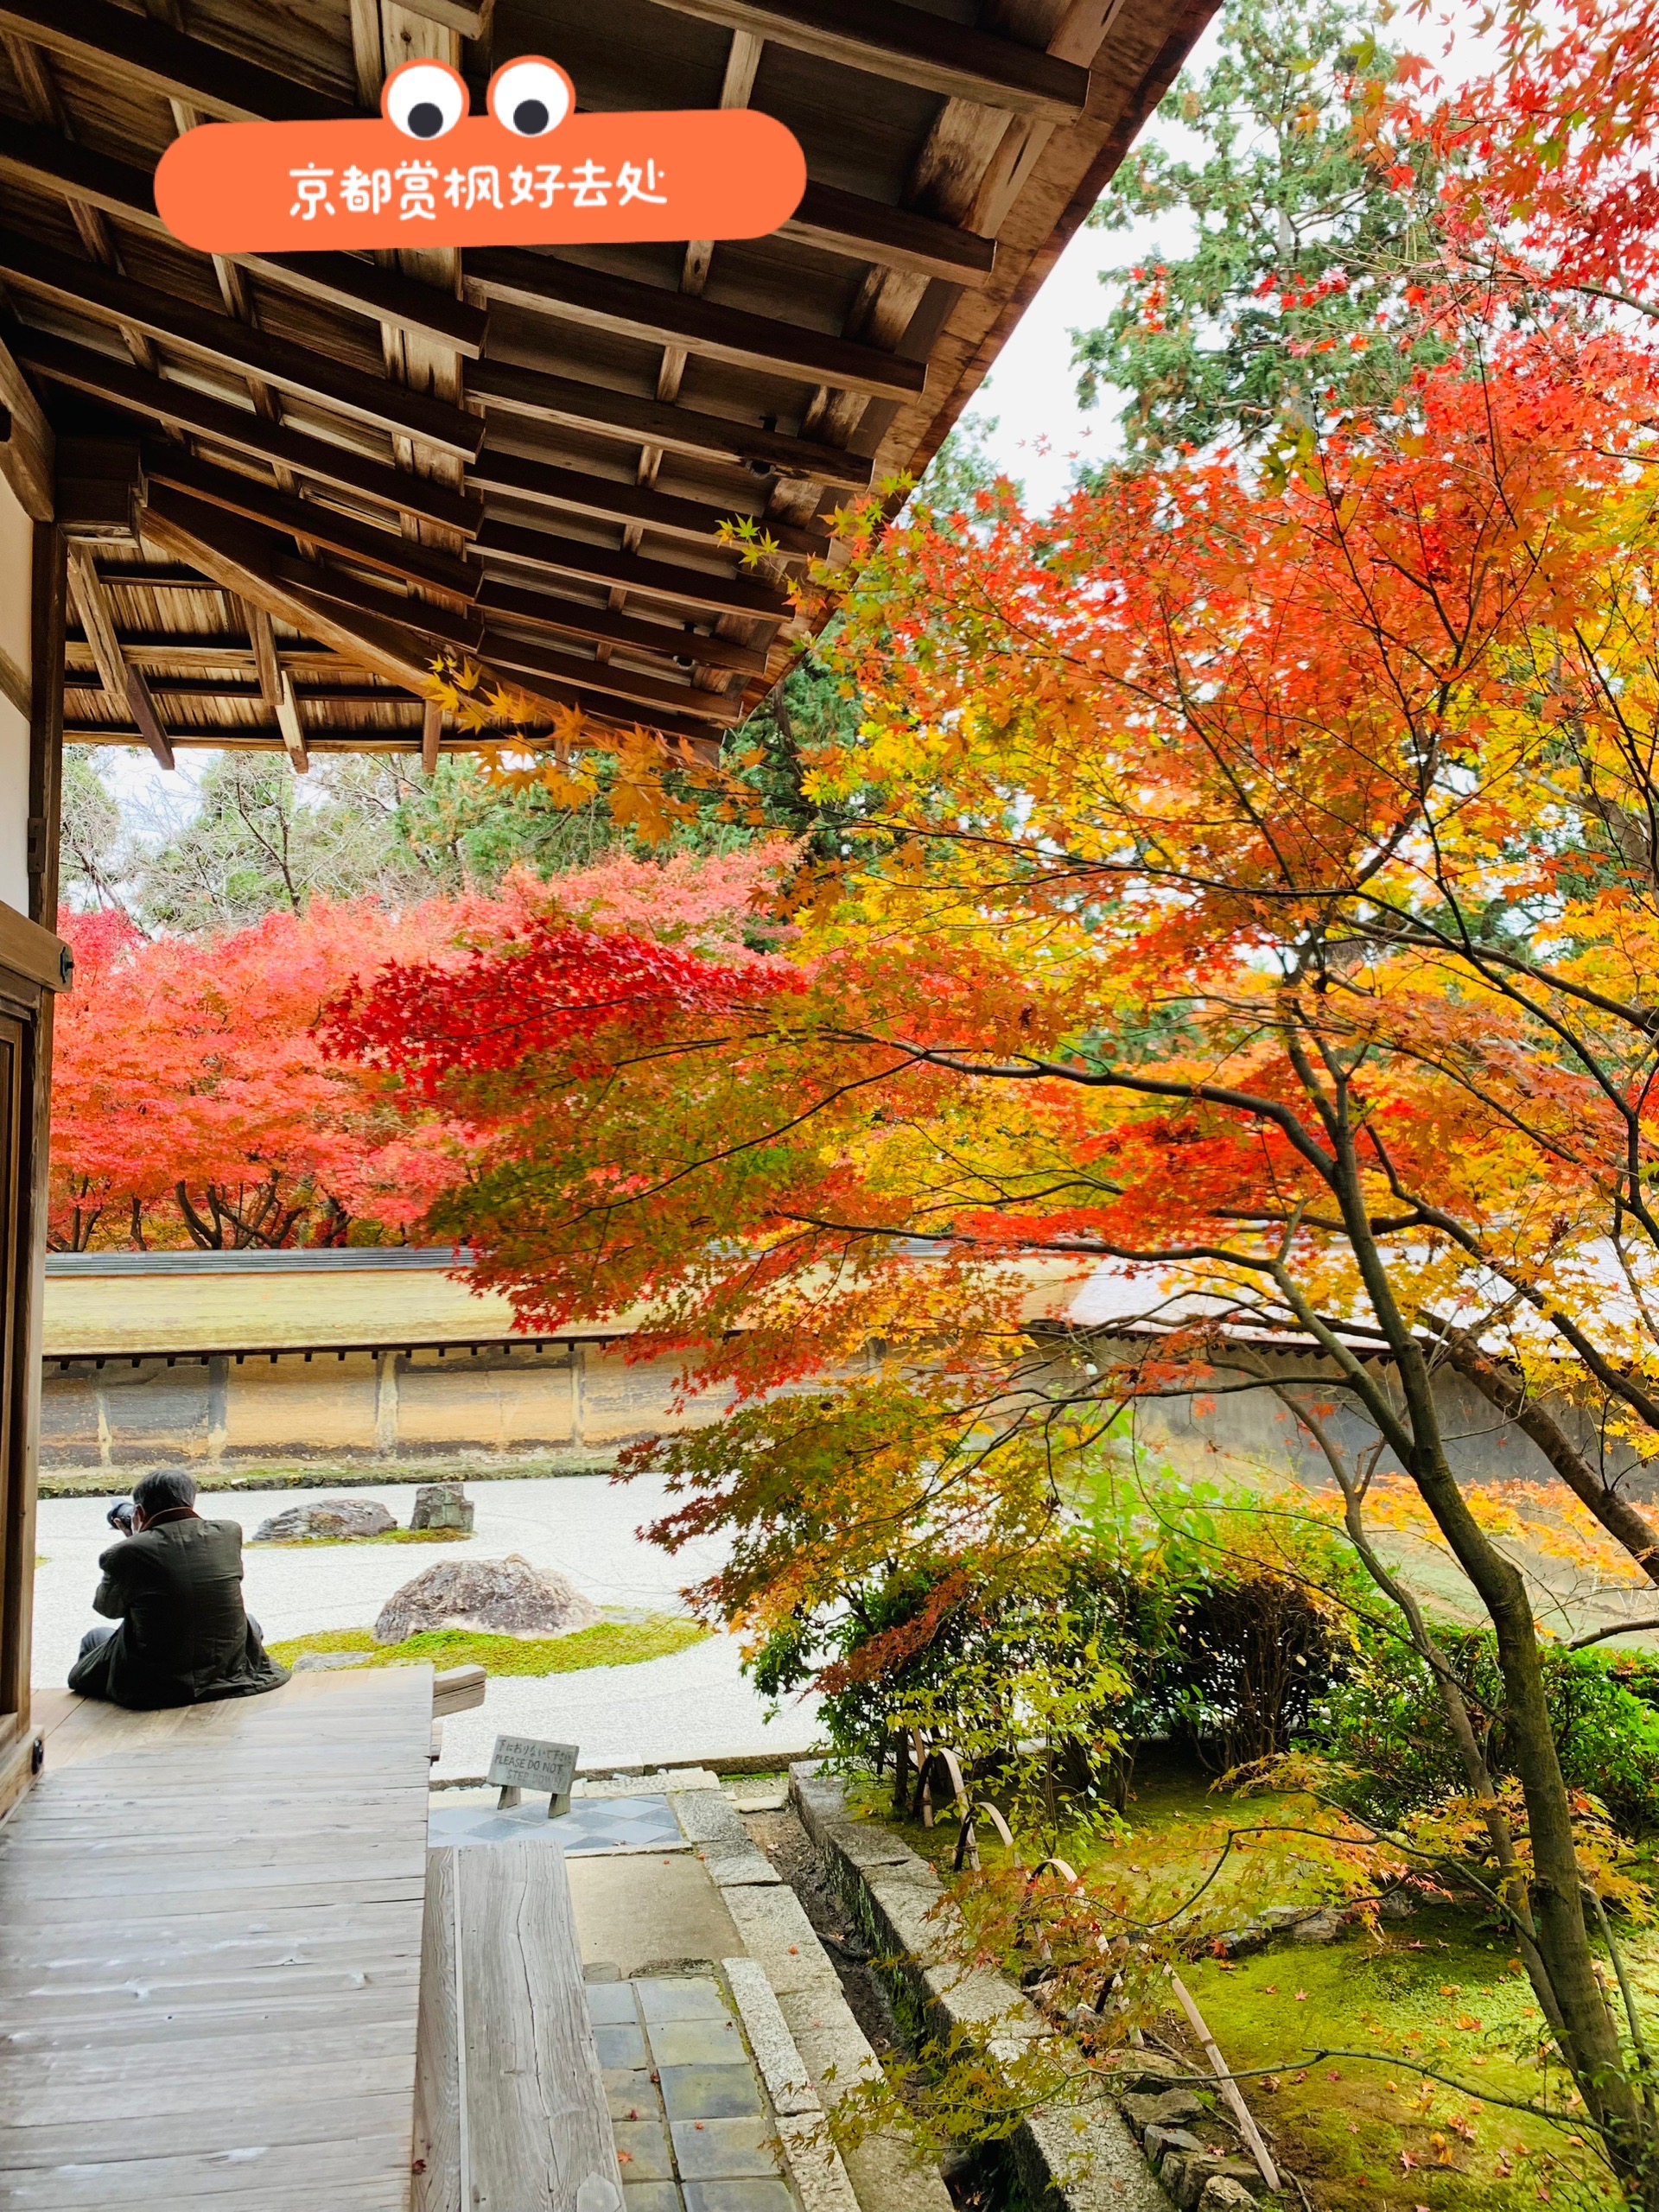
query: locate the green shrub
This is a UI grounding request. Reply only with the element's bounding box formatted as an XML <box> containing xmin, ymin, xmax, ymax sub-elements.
<box><xmin>1313</xmin><ymin>1632</ymin><xmax>1659</xmax><ymax>1836</ymax></box>
<box><xmin>753</xmin><ymin>1482</ymin><xmax>1368</xmax><ymax>1821</ymax></box>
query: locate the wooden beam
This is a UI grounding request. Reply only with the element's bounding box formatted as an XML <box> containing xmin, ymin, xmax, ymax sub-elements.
<box><xmin>56</xmin><ymin>434</ymin><xmax>142</xmax><ymax>540</ymax></box>
<box><xmin>246</xmin><ymin>601</ymin><xmax>282</xmax><ymax>705</ymax></box>
<box><xmin>468</xmin><ymin>449</ymin><xmax>828</xmax><ymax>560</ymax></box>
<box><xmin>247</xmin><ymin>252</ymin><xmax>486</xmax><ymax>360</ymax></box>
<box><xmin>479</xmin><ymin>580</ymin><xmax>767</xmax><ymax>677</ymax></box>
<box><xmin>66</xmin><ymin>671</ymin><xmax>404</xmax><ymax>704</ymax></box>
<box><xmin>0</xmin><ymin>121</ymin><xmax>487</xmax><ymax>358</ymax></box>
<box><xmin>465</xmin><ymin>251</ymin><xmax>926</xmax><ymax>404</ymax></box>
<box><xmin>270</xmin><ymin>553</ymin><xmax>484</xmax><ymax>652</ymax></box>
<box><xmin>641</xmin><ymin>0</ymin><xmax>1090</xmax><ymax>121</ymax></box>
<box><xmin>67</xmin><ymin>709</ymin><xmax>724</xmax><ymax>751</ymax></box>
<box><xmin>140</xmin><ymin>483</ymin><xmax>454</xmax><ymax>697</ymax></box>
<box><xmin>474</xmin><ymin>518</ymin><xmax>790</xmax><ymax>623</ymax></box>
<box><xmin>275</xmin><ymin>671</ymin><xmax>309</xmax><ymax>773</ymax></box>
<box><xmin>0</xmin><ymin>325</ymin><xmax>53</xmax><ymax>521</ymax></box>
<box><xmin>16</xmin><ymin>329</ymin><xmax>484</xmax><ymax>537</ymax></box>
<box><xmin>0</xmin><ymin>232</ymin><xmax>483</xmax><ymax>460</ymax></box>
<box><xmin>481</xmin><ymin>629</ymin><xmax>743</xmax><ymax>725</ymax></box>
<box><xmin>142</xmin><ymin>448</ymin><xmax>480</xmax><ymax>602</ymax></box>
<box><xmin>65</xmin><ymin>639</ymin><xmax>358</xmax><ymax>672</ymax></box>
<box><xmin>0</xmin><ymin>0</ymin><xmax>358</xmax><ymax>124</ymax></box>
<box><xmin>421</xmin><ymin>699</ymin><xmax>442</xmax><ymax>774</ymax></box>
<box><xmin>244</xmin><ymin>599</ymin><xmax>308</xmax><ymax>771</ymax></box>
<box><xmin>64</xmin><ymin>542</ymin><xmax>173</xmax><ymax>767</ymax></box>
<box><xmin>467</xmin><ymin>359</ymin><xmax>873</xmax><ymax>490</ymax></box>
<box><xmin>781</xmin><ymin>181</ymin><xmax>995</xmax><ymax>287</ymax></box>
<box><xmin>64</xmin><ymin>721</ymin><xmax>423</xmax><ymax>747</ymax></box>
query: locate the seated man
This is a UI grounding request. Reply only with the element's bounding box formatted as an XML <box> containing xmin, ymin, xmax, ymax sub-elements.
<box><xmin>69</xmin><ymin>1469</ymin><xmax>289</xmax><ymax>1709</ymax></box>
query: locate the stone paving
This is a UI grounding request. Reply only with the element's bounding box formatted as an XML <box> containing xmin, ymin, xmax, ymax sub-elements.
<box><xmin>429</xmin><ymin>1789</ymin><xmax>687</xmax><ymax>1854</ymax></box>
<box><xmin>419</xmin><ymin>1767</ymin><xmax>875</xmax><ymax>2210</ymax></box>
<box><xmin>586</xmin><ymin>1967</ymin><xmax>799</xmax><ymax>2212</ymax></box>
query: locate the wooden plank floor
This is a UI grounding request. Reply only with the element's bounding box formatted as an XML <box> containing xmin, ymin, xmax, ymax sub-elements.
<box><xmin>414</xmin><ymin>1842</ymin><xmax>622</xmax><ymax>2212</ymax></box>
<box><xmin>0</xmin><ymin>1671</ymin><xmax>434</xmax><ymax>2210</ymax></box>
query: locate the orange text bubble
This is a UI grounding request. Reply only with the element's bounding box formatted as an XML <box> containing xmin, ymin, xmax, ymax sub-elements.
<box><xmin>155</xmin><ymin>66</ymin><xmax>805</xmax><ymax>253</ymax></box>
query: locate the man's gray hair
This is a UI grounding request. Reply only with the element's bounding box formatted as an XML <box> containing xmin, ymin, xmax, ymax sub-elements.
<box><xmin>132</xmin><ymin>1469</ymin><xmax>199</xmax><ymax>1516</ymax></box>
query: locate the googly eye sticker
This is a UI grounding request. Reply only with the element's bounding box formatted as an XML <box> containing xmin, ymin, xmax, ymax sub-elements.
<box><xmin>154</xmin><ymin>54</ymin><xmax>805</xmax><ymax>254</ymax></box>
<box><xmin>384</xmin><ymin>60</ymin><xmax>469</xmax><ymax>141</ymax></box>
<box><xmin>486</xmin><ymin>57</ymin><xmax>575</xmax><ymax>138</ymax></box>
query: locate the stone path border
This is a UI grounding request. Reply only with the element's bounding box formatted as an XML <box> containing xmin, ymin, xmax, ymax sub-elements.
<box><xmin>430</xmin><ymin>1751</ymin><xmax>820</xmax><ymax>1791</ymax></box>
<box><xmin>790</xmin><ymin>1764</ymin><xmax>1173</xmax><ymax>2212</ymax></box>
<box><xmin>675</xmin><ymin>1773</ymin><xmax>953</xmax><ymax>2212</ymax></box>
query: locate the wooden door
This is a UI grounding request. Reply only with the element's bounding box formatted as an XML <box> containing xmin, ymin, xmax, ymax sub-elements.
<box><xmin>0</xmin><ymin>941</ymin><xmax>53</xmax><ymax>1821</ymax></box>
<box><xmin>0</xmin><ymin>1009</ymin><xmax>24</xmax><ymax>1735</ymax></box>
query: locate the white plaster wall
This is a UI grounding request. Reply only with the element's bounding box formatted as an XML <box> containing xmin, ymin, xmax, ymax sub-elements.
<box><xmin>0</xmin><ymin>471</ymin><xmax>33</xmax><ymax>918</ymax></box>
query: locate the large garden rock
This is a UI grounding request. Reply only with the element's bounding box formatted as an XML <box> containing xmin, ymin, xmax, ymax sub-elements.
<box><xmin>252</xmin><ymin>1497</ymin><xmax>395</xmax><ymax>1541</ymax></box>
<box><xmin>410</xmin><ymin>1481</ymin><xmax>474</xmax><ymax>1532</ymax></box>
<box><xmin>374</xmin><ymin>1554</ymin><xmax>598</xmax><ymax>1643</ymax></box>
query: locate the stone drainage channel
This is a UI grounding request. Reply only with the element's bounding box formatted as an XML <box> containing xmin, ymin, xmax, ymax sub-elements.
<box><xmin>453</xmin><ymin>1764</ymin><xmax>1294</xmax><ymax>2212</ymax></box>
<box><xmin>434</xmin><ymin>1767</ymin><xmax>943</xmax><ymax>2212</ymax></box>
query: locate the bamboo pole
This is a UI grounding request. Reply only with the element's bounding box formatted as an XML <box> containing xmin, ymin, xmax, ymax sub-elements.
<box><xmin>1167</xmin><ymin>1970</ymin><xmax>1281</xmax><ymax>2194</ymax></box>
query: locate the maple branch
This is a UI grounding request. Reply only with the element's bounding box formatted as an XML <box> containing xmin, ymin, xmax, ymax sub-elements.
<box><xmin>1567</xmin><ymin>1618</ymin><xmax>1659</xmax><ymax>1651</ymax></box>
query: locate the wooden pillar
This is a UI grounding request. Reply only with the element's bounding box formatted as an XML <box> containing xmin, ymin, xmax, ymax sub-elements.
<box><xmin>0</xmin><ymin>359</ymin><xmax>67</xmax><ymax>1819</ymax></box>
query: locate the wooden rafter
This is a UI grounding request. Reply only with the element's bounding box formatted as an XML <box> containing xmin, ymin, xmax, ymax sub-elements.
<box><xmin>479</xmin><ymin>581</ymin><xmax>768</xmax><ymax>676</ymax></box>
<box><xmin>16</xmin><ymin>329</ymin><xmax>484</xmax><ymax>537</ymax></box>
<box><xmin>480</xmin><ymin>629</ymin><xmax>743</xmax><ymax>725</ymax></box>
<box><xmin>64</xmin><ymin>639</ymin><xmax>352</xmax><ymax>673</ymax></box>
<box><xmin>274</xmin><ymin>672</ymin><xmax>309</xmax><ymax>773</ymax></box>
<box><xmin>0</xmin><ymin>326</ymin><xmax>52</xmax><ymax>521</ymax></box>
<box><xmin>0</xmin><ymin>121</ymin><xmax>488</xmax><ymax>357</ymax></box>
<box><xmin>242</xmin><ymin>601</ymin><xmax>306</xmax><ymax>772</ymax></box>
<box><xmin>465</xmin><ymin>251</ymin><xmax>926</xmax><ymax>404</ymax></box>
<box><xmin>0</xmin><ymin>0</ymin><xmax>357</xmax><ymax>121</ymax></box>
<box><xmin>279</xmin><ymin>556</ymin><xmax>484</xmax><ymax>654</ymax></box>
<box><xmin>469</xmin><ymin>449</ymin><xmax>827</xmax><ymax>560</ymax></box>
<box><xmin>0</xmin><ymin>231</ymin><xmax>483</xmax><ymax>459</ymax></box>
<box><xmin>474</xmin><ymin>519</ymin><xmax>791</xmax><ymax>623</ymax></box>
<box><xmin>781</xmin><ymin>181</ymin><xmax>995</xmax><ymax>286</ymax></box>
<box><xmin>142</xmin><ymin>448</ymin><xmax>480</xmax><ymax>603</ymax></box>
<box><xmin>641</xmin><ymin>0</ymin><xmax>1091</xmax><ymax>120</ymax></box>
<box><xmin>467</xmin><ymin>360</ymin><xmax>873</xmax><ymax>488</ymax></box>
<box><xmin>64</xmin><ymin>543</ymin><xmax>174</xmax><ymax>767</ymax></box>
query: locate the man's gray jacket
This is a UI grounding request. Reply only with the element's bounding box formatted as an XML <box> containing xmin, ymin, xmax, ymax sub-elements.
<box><xmin>67</xmin><ymin>1514</ymin><xmax>289</xmax><ymax>1709</ymax></box>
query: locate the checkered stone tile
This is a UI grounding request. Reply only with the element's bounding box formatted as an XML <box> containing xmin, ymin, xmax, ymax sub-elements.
<box><xmin>428</xmin><ymin>1792</ymin><xmax>687</xmax><ymax>1856</ymax></box>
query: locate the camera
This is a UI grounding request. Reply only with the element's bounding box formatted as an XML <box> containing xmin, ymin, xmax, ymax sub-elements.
<box><xmin>106</xmin><ymin>1497</ymin><xmax>136</xmax><ymax>1536</ymax></box>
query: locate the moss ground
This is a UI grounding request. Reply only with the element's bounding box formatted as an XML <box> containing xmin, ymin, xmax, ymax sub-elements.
<box><xmin>886</xmin><ymin>1753</ymin><xmax>1642</xmax><ymax>2209</ymax></box>
<box><xmin>248</xmin><ymin>1527</ymin><xmax>469</xmax><ymax>1548</ymax></box>
<box><xmin>268</xmin><ymin>1617</ymin><xmax>709</xmax><ymax>1677</ymax></box>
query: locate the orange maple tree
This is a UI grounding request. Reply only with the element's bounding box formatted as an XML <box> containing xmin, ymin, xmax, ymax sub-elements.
<box><xmin>325</xmin><ymin>308</ymin><xmax>1659</xmax><ymax>2176</ymax></box>
<box><xmin>50</xmin><ymin>843</ymin><xmax>798</xmax><ymax>1253</ymax></box>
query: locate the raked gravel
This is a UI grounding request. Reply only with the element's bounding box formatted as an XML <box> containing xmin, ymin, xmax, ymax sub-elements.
<box><xmin>32</xmin><ymin>1472</ymin><xmax>817</xmax><ymax>1776</ymax></box>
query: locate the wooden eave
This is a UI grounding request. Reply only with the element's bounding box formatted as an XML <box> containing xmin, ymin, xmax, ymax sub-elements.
<box><xmin>0</xmin><ymin>0</ymin><xmax>1215</xmax><ymax>766</ymax></box>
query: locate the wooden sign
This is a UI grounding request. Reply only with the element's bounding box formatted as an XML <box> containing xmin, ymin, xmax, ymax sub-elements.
<box><xmin>154</xmin><ymin>56</ymin><xmax>806</xmax><ymax>254</ymax></box>
<box><xmin>488</xmin><ymin>1733</ymin><xmax>578</xmax><ymax>1816</ymax></box>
